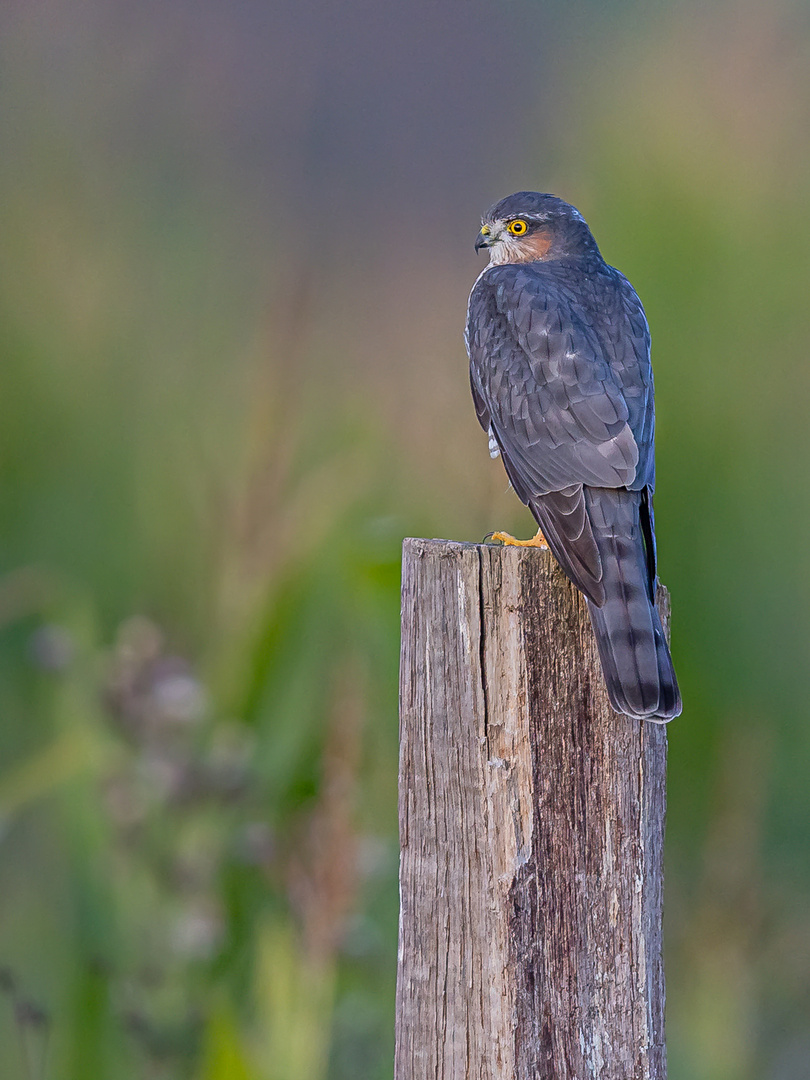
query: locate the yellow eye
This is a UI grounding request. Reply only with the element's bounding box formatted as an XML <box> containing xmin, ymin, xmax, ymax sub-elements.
<box><xmin>507</xmin><ymin>219</ymin><xmax>528</xmax><ymax>236</ymax></box>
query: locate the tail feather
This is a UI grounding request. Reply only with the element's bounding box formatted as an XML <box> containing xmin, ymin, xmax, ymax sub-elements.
<box><xmin>584</xmin><ymin>488</ymin><xmax>681</xmax><ymax>721</ymax></box>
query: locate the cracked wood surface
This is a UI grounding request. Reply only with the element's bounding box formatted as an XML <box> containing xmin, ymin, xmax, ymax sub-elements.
<box><xmin>396</xmin><ymin>538</ymin><xmax>668</xmax><ymax>1080</ymax></box>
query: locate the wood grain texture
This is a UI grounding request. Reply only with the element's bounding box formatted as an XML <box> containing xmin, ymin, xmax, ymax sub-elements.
<box><xmin>396</xmin><ymin>538</ymin><xmax>668</xmax><ymax>1080</ymax></box>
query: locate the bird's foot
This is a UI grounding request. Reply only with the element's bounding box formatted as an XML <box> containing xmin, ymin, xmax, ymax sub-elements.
<box><xmin>489</xmin><ymin>527</ymin><xmax>548</xmax><ymax>549</ymax></box>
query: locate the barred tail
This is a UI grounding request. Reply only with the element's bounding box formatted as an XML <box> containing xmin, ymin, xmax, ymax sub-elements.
<box><xmin>584</xmin><ymin>489</ymin><xmax>681</xmax><ymax>722</ymax></box>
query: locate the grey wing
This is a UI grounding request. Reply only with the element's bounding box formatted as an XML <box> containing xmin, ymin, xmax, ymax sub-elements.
<box><xmin>467</xmin><ymin>265</ymin><xmax>655</xmax><ymax>604</ymax></box>
<box><xmin>608</xmin><ymin>271</ymin><xmax>655</xmax><ymax>491</ymax></box>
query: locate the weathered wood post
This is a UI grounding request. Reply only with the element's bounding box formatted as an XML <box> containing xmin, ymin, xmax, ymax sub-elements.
<box><xmin>396</xmin><ymin>538</ymin><xmax>668</xmax><ymax>1080</ymax></box>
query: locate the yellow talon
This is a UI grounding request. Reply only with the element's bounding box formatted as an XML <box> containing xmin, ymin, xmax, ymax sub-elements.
<box><xmin>491</xmin><ymin>527</ymin><xmax>548</xmax><ymax>549</ymax></box>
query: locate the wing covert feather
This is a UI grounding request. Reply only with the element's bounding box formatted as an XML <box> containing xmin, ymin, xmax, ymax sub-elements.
<box><xmin>468</xmin><ymin>264</ymin><xmax>652</xmax><ymax>494</ymax></box>
<box><xmin>466</xmin><ymin>258</ymin><xmax>657</xmax><ymax>603</ymax></box>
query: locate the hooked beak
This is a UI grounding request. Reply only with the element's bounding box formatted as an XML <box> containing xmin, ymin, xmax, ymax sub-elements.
<box><xmin>475</xmin><ymin>227</ymin><xmax>493</xmax><ymax>253</ymax></box>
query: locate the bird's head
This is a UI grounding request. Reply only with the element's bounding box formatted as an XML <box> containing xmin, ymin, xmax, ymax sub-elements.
<box><xmin>475</xmin><ymin>191</ymin><xmax>599</xmax><ymax>265</ymax></box>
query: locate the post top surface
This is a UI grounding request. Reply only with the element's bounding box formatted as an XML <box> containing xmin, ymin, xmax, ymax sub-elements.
<box><xmin>402</xmin><ymin>536</ymin><xmax>550</xmax><ymax>555</ymax></box>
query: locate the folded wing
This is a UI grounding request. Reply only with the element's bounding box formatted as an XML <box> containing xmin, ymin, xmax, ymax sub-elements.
<box><xmin>466</xmin><ymin>262</ymin><xmax>656</xmax><ymax>606</ymax></box>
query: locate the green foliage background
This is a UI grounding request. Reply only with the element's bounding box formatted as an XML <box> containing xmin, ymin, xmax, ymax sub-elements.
<box><xmin>1</xmin><ymin>2</ymin><xmax>809</xmax><ymax>1078</ymax></box>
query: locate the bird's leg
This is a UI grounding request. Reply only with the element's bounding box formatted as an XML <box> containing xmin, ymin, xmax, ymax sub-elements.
<box><xmin>490</xmin><ymin>527</ymin><xmax>548</xmax><ymax>548</ymax></box>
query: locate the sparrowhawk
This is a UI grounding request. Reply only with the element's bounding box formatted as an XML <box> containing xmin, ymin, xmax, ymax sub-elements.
<box><xmin>466</xmin><ymin>191</ymin><xmax>681</xmax><ymax>721</ymax></box>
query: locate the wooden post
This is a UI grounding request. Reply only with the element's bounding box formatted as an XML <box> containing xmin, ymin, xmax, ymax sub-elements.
<box><xmin>396</xmin><ymin>538</ymin><xmax>668</xmax><ymax>1080</ymax></box>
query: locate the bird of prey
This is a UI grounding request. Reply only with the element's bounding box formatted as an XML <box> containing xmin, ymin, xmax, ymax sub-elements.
<box><xmin>466</xmin><ymin>192</ymin><xmax>681</xmax><ymax>721</ymax></box>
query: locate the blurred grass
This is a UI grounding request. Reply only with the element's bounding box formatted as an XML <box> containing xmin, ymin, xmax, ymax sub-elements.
<box><xmin>0</xmin><ymin>2</ymin><xmax>809</xmax><ymax>1078</ymax></box>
